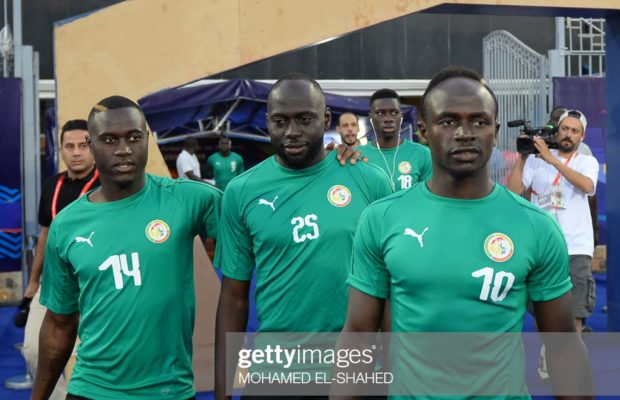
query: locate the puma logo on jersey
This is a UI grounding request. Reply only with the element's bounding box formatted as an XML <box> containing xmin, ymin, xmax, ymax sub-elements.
<box><xmin>258</xmin><ymin>195</ymin><xmax>279</xmax><ymax>211</ymax></box>
<box><xmin>75</xmin><ymin>231</ymin><xmax>95</xmax><ymax>248</ymax></box>
<box><xmin>403</xmin><ymin>227</ymin><xmax>428</xmax><ymax>247</ymax></box>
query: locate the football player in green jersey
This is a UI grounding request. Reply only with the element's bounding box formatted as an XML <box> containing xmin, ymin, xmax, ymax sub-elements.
<box><xmin>206</xmin><ymin>135</ymin><xmax>245</xmax><ymax>191</ymax></box>
<box><xmin>214</xmin><ymin>74</ymin><xmax>392</xmax><ymax>400</ymax></box>
<box><xmin>33</xmin><ymin>96</ymin><xmax>222</xmax><ymax>400</ymax></box>
<box><xmin>357</xmin><ymin>89</ymin><xmax>432</xmax><ymax>192</ymax></box>
<box><xmin>337</xmin><ymin>67</ymin><xmax>592</xmax><ymax>399</ymax></box>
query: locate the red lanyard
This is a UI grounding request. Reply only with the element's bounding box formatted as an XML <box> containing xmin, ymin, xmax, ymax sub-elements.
<box><xmin>51</xmin><ymin>169</ymin><xmax>99</xmax><ymax>219</ymax></box>
<box><xmin>552</xmin><ymin>152</ymin><xmax>575</xmax><ymax>186</ymax></box>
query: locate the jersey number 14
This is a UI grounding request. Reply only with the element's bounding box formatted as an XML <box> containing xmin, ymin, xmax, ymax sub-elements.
<box><xmin>98</xmin><ymin>253</ymin><xmax>142</xmax><ymax>290</ymax></box>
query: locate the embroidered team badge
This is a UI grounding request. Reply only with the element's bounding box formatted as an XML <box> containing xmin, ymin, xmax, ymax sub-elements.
<box><xmin>145</xmin><ymin>220</ymin><xmax>171</xmax><ymax>243</ymax></box>
<box><xmin>484</xmin><ymin>233</ymin><xmax>514</xmax><ymax>263</ymax></box>
<box><xmin>398</xmin><ymin>161</ymin><xmax>412</xmax><ymax>174</ymax></box>
<box><xmin>327</xmin><ymin>185</ymin><xmax>352</xmax><ymax>207</ymax></box>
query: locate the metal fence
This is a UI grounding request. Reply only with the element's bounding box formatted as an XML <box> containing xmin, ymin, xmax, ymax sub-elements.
<box><xmin>483</xmin><ymin>30</ymin><xmax>547</xmax><ymax>184</ymax></box>
<box><xmin>565</xmin><ymin>18</ymin><xmax>605</xmax><ymax>77</ymax></box>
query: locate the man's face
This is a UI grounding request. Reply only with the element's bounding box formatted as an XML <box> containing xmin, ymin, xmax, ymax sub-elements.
<box><xmin>267</xmin><ymin>80</ymin><xmax>330</xmax><ymax>169</ymax></box>
<box><xmin>337</xmin><ymin>113</ymin><xmax>359</xmax><ymax>146</ymax></box>
<box><xmin>88</xmin><ymin>107</ymin><xmax>149</xmax><ymax>188</ymax></box>
<box><xmin>369</xmin><ymin>98</ymin><xmax>402</xmax><ymax>141</ymax></box>
<box><xmin>557</xmin><ymin>116</ymin><xmax>584</xmax><ymax>153</ymax></box>
<box><xmin>218</xmin><ymin>138</ymin><xmax>231</xmax><ymax>154</ymax></box>
<box><xmin>420</xmin><ymin>77</ymin><xmax>498</xmax><ymax>178</ymax></box>
<box><xmin>60</xmin><ymin>130</ymin><xmax>94</xmax><ymax>176</ymax></box>
<box><xmin>549</xmin><ymin>108</ymin><xmax>567</xmax><ymax>126</ymax></box>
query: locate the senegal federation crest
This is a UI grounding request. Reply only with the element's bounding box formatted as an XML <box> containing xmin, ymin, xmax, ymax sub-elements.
<box><xmin>484</xmin><ymin>233</ymin><xmax>514</xmax><ymax>262</ymax></box>
<box><xmin>327</xmin><ymin>185</ymin><xmax>352</xmax><ymax>207</ymax></box>
<box><xmin>146</xmin><ymin>220</ymin><xmax>171</xmax><ymax>243</ymax></box>
<box><xmin>398</xmin><ymin>161</ymin><xmax>412</xmax><ymax>174</ymax></box>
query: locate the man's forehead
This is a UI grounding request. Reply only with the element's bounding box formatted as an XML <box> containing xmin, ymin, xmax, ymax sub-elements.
<box><xmin>63</xmin><ymin>129</ymin><xmax>89</xmax><ymax>142</ymax></box>
<box><xmin>428</xmin><ymin>78</ymin><xmax>495</xmax><ymax>114</ymax></box>
<box><xmin>371</xmin><ymin>98</ymin><xmax>399</xmax><ymax>110</ymax></box>
<box><xmin>559</xmin><ymin>116</ymin><xmax>583</xmax><ymax>129</ymax></box>
<box><xmin>90</xmin><ymin>107</ymin><xmax>146</xmax><ymax>133</ymax></box>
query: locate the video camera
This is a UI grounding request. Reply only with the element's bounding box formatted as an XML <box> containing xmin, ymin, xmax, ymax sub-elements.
<box><xmin>507</xmin><ymin>119</ymin><xmax>558</xmax><ymax>154</ymax></box>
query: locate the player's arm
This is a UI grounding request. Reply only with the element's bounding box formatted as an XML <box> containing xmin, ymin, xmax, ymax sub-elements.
<box><xmin>330</xmin><ymin>289</ymin><xmax>385</xmax><ymax>400</ymax></box>
<box><xmin>533</xmin><ymin>293</ymin><xmax>593</xmax><ymax>399</ymax></box>
<box><xmin>24</xmin><ymin>226</ymin><xmax>48</xmax><ymax>298</ymax></box>
<box><xmin>215</xmin><ymin>277</ymin><xmax>250</xmax><ymax>400</ymax></box>
<box><xmin>507</xmin><ymin>151</ymin><xmax>529</xmax><ymax>194</ymax></box>
<box><xmin>533</xmin><ymin>137</ymin><xmax>595</xmax><ymax>194</ymax></box>
<box><xmin>31</xmin><ymin>310</ymin><xmax>78</xmax><ymax>400</ymax></box>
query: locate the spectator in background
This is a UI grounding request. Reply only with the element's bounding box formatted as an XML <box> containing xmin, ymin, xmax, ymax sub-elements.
<box><xmin>358</xmin><ymin>89</ymin><xmax>432</xmax><ymax>192</ymax></box>
<box><xmin>176</xmin><ymin>136</ymin><xmax>202</xmax><ymax>181</ymax></box>
<box><xmin>23</xmin><ymin>119</ymin><xmax>100</xmax><ymax>400</ymax></box>
<box><xmin>206</xmin><ymin>135</ymin><xmax>244</xmax><ymax>191</ymax></box>
<box><xmin>508</xmin><ymin>109</ymin><xmax>599</xmax><ymax>337</ymax></box>
<box><xmin>336</xmin><ymin>112</ymin><xmax>361</xmax><ymax>146</ymax></box>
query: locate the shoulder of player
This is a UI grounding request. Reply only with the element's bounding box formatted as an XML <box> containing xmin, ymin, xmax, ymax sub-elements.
<box><xmin>499</xmin><ymin>186</ymin><xmax>562</xmax><ymax>232</ymax></box>
<box><xmin>149</xmin><ymin>174</ymin><xmax>223</xmax><ymax>200</ymax></box>
<box><xmin>223</xmin><ymin>158</ymin><xmax>271</xmax><ymax>194</ymax></box>
<box><xmin>401</xmin><ymin>140</ymin><xmax>430</xmax><ymax>155</ymax></box>
<box><xmin>362</xmin><ymin>185</ymin><xmax>413</xmax><ymax>216</ymax></box>
<box><xmin>48</xmin><ymin>194</ymin><xmax>88</xmax><ymax>232</ymax></box>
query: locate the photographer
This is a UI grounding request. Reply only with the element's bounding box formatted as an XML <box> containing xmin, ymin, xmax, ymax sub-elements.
<box><xmin>507</xmin><ymin>109</ymin><xmax>599</xmax><ymax>335</ymax></box>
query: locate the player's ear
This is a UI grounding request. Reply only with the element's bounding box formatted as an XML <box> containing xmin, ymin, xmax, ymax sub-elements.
<box><xmin>418</xmin><ymin>120</ymin><xmax>428</xmax><ymax>143</ymax></box>
<box><xmin>324</xmin><ymin>107</ymin><xmax>332</xmax><ymax>130</ymax></box>
<box><xmin>494</xmin><ymin>122</ymin><xmax>500</xmax><ymax>146</ymax></box>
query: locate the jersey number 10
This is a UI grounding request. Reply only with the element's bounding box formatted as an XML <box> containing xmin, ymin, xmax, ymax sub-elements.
<box><xmin>471</xmin><ymin>267</ymin><xmax>515</xmax><ymax>302</ymax></box>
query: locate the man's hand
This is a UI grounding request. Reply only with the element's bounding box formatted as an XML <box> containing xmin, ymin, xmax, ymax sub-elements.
<box><xmin>24</xmin><ymin>280</ymin><xmax>40</xmax><ymax>299</ymax></box>
<box><xmin>533</xmin><ymin>136</ymin><xmax>555</xmax><ymax>165</ymax></box>
<box><xmin>335</xmin><ymin>144</ymin><xmax>366</xmax><ymax>166</ymax></box>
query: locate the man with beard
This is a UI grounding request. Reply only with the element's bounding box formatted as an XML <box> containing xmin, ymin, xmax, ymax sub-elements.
<box><xmin>32</xmin><ymin>96</ymin><xmax>221</xmax><ymax>400</ymax></box>
<box><xmin>22</xmin><ymin>119</ymin><xmax>99</xmax><ymax>400</ymax></box>
<box><xmin>337</xmin><ymin>112</ymin><xmax>361</xmax><ymax>146</ymax></box>
<box><xmin>214</xmin><ymin>73</ymin><xmax>392</xmax><ymax>400</ymax></box>
<box><xmin>508</xmin><ymin>109</ymin><xmax>599</xmax><ymax>334</ymax></box>
<box><xmin>357</xmin><ymin>89</ymin><xmax>432</xmax><ymax>192</ymax></box>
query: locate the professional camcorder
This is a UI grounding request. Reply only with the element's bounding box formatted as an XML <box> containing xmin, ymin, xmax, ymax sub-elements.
<box><xmin>507</xmin><ymin>119</ymin><xmax>558</xmax><ymax>154</ymax></box>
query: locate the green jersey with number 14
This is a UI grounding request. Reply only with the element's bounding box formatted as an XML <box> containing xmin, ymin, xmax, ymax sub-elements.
<box><xmin>41</xmin><ymin>174</ymin><xmax>221</xmax><ymax>400</ymax></box>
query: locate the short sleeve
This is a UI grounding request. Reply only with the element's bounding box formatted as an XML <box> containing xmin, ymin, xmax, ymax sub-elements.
<box><xmin>578</xmin><ymin>155</ymin><xmax>599</xmax><ymax>195</ymax></box>
<box><xmin>176</xmin><ymin>152</ymin><xmax>192</xmax><ymax>177</ymax></box>
<box><xmin>40</xmin><ymin>220</ymin><xmax>80</xmax><ymax>315</ymax></box>
<box><xmin>179</xmin><ymin>181</ymin><xmax>222</xmax><ymax>240</ymax></box>
<box><xmin>522</xmin><ymin>155</ymin><xmax>535</xmax><ymax>190</ymax></box>
<box><xmin>347</xmin><ymin>205</ymin><xmax>390</xmax><ymax>299</ymax></box>
<box><xmin>38</xmin><ymin>175</ymin><xmax>56</xmax><ymax>227</ymax></box>
<box><xmin>527</xmin><ymin>215</ymin><xmax>572</xmax><ymax>302</ymax></box>
<box><xmin>213</xmin><ymin>182</ymin><xmax>255</xmax><ymax>281</ymax></box>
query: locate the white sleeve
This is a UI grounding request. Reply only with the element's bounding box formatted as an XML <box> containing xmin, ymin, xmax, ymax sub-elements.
<box><xmin>521</xmin><ymin>155</ymin><xmax>535</xmax><ymax>190</ymax></box>
<box><xmin>176</xmin><ymin>152</ymin><xmax>192</xmax><ymax>177</ymax></box>
<box><xmin>578</xmin><ymin>155</ymin><xmax>600</xmax><ymax>195</ymax></box>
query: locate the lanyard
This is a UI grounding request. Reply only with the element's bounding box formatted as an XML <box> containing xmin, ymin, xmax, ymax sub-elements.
<box><xmin>552</xmin><ymin>152</ymin><xmax>575</xmax><ymax>186</ymax></box>
<box><xmin>51</xmin><ymin>169</ymin><xmax>99</xmax><ymax>219</ymax></box>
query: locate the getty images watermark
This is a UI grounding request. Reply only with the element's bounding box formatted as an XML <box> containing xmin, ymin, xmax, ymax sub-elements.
<box><xmin>226</xmin><ymin>332</ymin><xmax>616</xmax><ymax>397</ymax></box>
<box><xmin>236</xmin><ymin>343</ymin><xmax>393</xmax><ymax>386</ymax></box>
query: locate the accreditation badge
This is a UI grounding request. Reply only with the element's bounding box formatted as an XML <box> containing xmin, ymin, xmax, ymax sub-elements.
<box><xmin>550</xmin><ymin>185</ymin><xmax>566</xmax><ymax>209</ymax></box>
<box><xmin>538</xmin><ymin>193</ymin><xmax>553</xmax><ymax>211</ymax></box>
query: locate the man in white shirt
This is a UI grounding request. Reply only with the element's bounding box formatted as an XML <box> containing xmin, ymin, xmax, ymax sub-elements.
<box><xmin>175</xmin><ymin>137</ymin><xmax>202</xmax><ymax>181</ymax></box>
<box><xmin>508</xmin><ymin>109</ymin><xmax>599</xmax><ymax>333</ymax></box>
